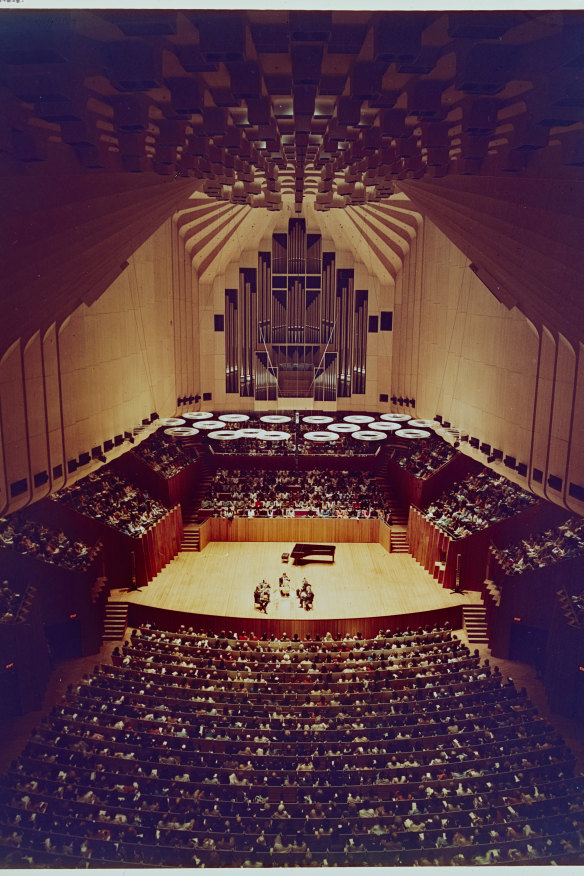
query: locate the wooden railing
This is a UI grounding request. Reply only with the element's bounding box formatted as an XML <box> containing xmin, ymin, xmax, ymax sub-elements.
<box><xmin>134</xmin><ymin>505</ymin><xmax>183</xmax><ymax>586</ymax></box>
<box><xmin>408</xmin><ymin>507</ymin><xmax>453</xmax><ymax>587</ymax></box>
<box><xmin>112</xmin><ymin>452</ymin><xmax>204</xmax><ymax>515</ymax></box>
<box><xmin>28</xmin><ymin>497</ymin><xmax>183</xmax><ymax>590</ymax></box>
<box><xmin>384</xmin><ymin>451</ymin><xmax>480</xmax><ymax>510</ymax></box>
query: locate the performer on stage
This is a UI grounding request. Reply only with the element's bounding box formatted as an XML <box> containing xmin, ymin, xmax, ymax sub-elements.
<box><xmin>279</xmin><ymin>573</ymin><xmax>290</xmax><ymax>597</ymax></box>
<box><xmin>297</xmin><ymin>578</ymin><xmax>314</xmax><ymax>611</ymax></box>
<box><xmin>254</xmin><ymin>580</ymin><xmax>270</xmax><ymax>613</ymax></box>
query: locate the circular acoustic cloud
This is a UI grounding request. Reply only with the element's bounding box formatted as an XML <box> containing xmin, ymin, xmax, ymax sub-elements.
<box><xmin>207</xmin><ymin>430</ymin><xmax>242</xmax><ymax>440</ymax></box>
<box><xmin>379</xmin><ymin>413</ymin><xmax>411</xmax><ymax>422</ymax></box>
<box><xmin>352</xmin><ymin>430</ymin><xmax>388</xmax><ymax>441</ymax></box>
<box><xmin>258</xmin><ymin>430</ymin><xmax>291</xmax><ymax>441</ymax></box>
<box><xmin>182</xmin><ymin>412</ymin><xmax>214</xmax><ymax>420</ymax></box>
<box><xmin>192</xmin><ymin>420</ymin><xmax>228</xmax><ymax>430</ymax></box>
<box><xmin>260</xmin><ymin>415</ymin><xmax>292</xmax><ymax>424</ymax></box>
<box><xmin>238</xmin><ymin>428</ymin><xmax>267</xmax><ymax>437</ymax></box>
<box><xmin>218</xmin><ymin>414</ymin><xmax>250</xmax><ymax>423</ymax></box>
<box><xmin>367</xmin><ymin>421</ymin><xmax>402</xmax><ymax>431</ymax></box>
<box><xmin>327</xmin><ymin>423</ymin><xmax>360</xmax><ymax>433</ymax></box>
<box><xmin>304</xmin><ymin>431</ymin><xmax>339</xmax><ymax>442</ymax></box>
<box><xmin>407</xmin><ymin>419</ymin><xmax>439</xmax><ymax>429</ymax></box>
<box><xmin>302</xmin><ymin>415</ymin><xmax>335</xmax><ymax>424</ymax></box>
<box><xmin>159</xmin><ymin>418</ymin><xmax>186</xmax><ymax>426</ymax></box>
<box><xmin>164</xmin><ymin>427</ymin><xmax>199</xmax><ymax>438</ymax></box>
<box><xmin>394</xmin><ymin>429</ymin><xmax>432</xmax><ymax>439</ymax></box>
<box><xmin>343</xmin><ymin>415</ymin><xmax>375</xmax><ymax>424</ymax></box>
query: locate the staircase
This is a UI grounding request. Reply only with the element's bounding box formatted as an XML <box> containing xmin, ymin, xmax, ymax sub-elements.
<box><xmin>390</xmin><ymin>528</ymin><xmax>410</xmax><ymax>553</ymax></box>
<box><xmin>375</xmin><ymin>467</ymin><xmax>410</xmax><ymax>554</ymax></box>
<box><xmin>181</xmin><ymin>525</ymin><xmax>201</xmax><ymax>552</ymax></box>
<box><xmin>180</xmin><ymin>461</ymin><xmax>214</xmax><ymax>552</ymax></box>
<box><xmin>103</xmin><ymin>600</ymin><xmax>128</xmax><ymax>641</ymax></box>
<box><xmin>463</xmin><ymin>604</ymin><xmax>489</xmax><ymax>644</ymax></box>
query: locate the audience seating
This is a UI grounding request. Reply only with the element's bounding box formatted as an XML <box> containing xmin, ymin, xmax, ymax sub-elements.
<box><xmin>491</xmin><ymin>516</ymin><xmax>584</xmax><ymax>575</ymax></box>
<box><xmin>425</xmin><ymin>470</ymin><xmax>538</xmax><ymax>540</ymax></box>
<box><xmin>52</xmin><ymin>470</ymin><xmax>168</xmax><ymax>538</ymax></box>
<box><xmin>1</xmin><ymin>623</ymin><xmax>583</xmax><ymax>868</ymax></box>
<box><xmin>389</xmin><ymin>435</ymin><xmax>455</xmax><ymax>480</ymax></box>
<box><xmin>0</xmin><ymin>581</ymin><xmax>34</xmax><ymax>625</ymax></box>
<box><xmin>202</xmin><ymin>469</ymin><xmax>389</xmax><ymax>521</ymax></box>
<box><xmin>0</xmin><ymin>514</ymin><xmax>100</xmax><ymax>572</ymax></box>
<box><xmin>133</xmin><ymin>432</ymin><xmax>196</xmax><ymax>479</ymax></box>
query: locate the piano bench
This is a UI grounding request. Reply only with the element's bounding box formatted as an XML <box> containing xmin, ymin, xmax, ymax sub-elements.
<box><xmin>281</xmin><ymin>552</ymin><xmax>289</xmax><ymax>563</ymax></box>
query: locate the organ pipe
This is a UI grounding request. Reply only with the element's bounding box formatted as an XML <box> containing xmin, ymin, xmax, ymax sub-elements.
<box><xmin>227</xmin><ymin>223</ymin><xmax>366</xmax><ymax>401</ymax></box>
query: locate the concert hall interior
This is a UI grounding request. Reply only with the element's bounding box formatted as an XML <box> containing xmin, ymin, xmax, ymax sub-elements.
<box><xmin>1</xmin><ymin>7</ymin><xmax>584</xmax><ymax>869</ymax></box>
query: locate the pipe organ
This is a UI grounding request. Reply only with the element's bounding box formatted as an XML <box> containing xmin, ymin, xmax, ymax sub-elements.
<box><xmin>225</xmin><ymin>220</ymin><xmax>369</xmax><ymax>401</ymax></box>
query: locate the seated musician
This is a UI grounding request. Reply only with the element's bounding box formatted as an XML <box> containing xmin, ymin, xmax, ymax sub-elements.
<box><xmin>254</xmin><ymin>582</ymin><xmax>270</xmax><ymax>613</ymax></box>
<box><xmin>279</xmin><ymin>574</ymin><xmax>290</xmax><ymax>597</ymax></box>
<box><xmin>297</xmin><ymin>578</ymin><xmax>313</xmax><ymax>610</ymax></box>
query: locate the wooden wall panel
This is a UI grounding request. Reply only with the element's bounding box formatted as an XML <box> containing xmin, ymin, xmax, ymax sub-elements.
<box><xmin>199</xmin><ymin>518</ymin><xmax>212</xmax><ymax>552</ymax></box>
<box><xmin>43</xmin><ymin>324</ymin><xmax>66</xmax><ymax>495</ymax></box>
<box><xmin>0</xmin><ymin>222</ymin><xmax>179</xmax><ymax>515</ymax></box>
<box><xmin>0</xmin><ymin>341</ymin><xmax>30</xmax><ymax>512</ymax></box>
<box><xmin>393</xmin><ymin>216</ymin><xmax>584</xmax><ymax>515</ymax></box>
<box><xmin>127</xmin><ymin>602</ymin><xmax>463</xmax><ymax>640</ymax></box>
<box><xmin>378</xmin><ymin>520</ymin><xmax>391</xmax><ymax>553</ymax></box>
<box><xmin>207</xmin><ymin>517</ymin><xmax>380</xmax><ymax>545</ymax></box>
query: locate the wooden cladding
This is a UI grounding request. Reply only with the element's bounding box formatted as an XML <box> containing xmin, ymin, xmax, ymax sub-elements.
<box><xmin>205</xmin><ymin>516</ymin><xmax>382</xmax><ymax>545</ymax></box>
<box><xmin>226</xmin><ymin>220</ymin><xmax>368</xmax><ymax>400</ymax></box>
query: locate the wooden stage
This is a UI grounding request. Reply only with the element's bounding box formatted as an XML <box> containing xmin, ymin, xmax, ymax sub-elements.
<box><xmin>112</xmin><ymin>542</ymin><xmax>481</xmax><ymax>636</ymax></box>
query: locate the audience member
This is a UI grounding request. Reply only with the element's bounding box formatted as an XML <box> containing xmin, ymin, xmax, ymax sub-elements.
<box><xmin>0</xmin><ymin>514</ymin><xmax>100</xmax><ymax>571</ymax></box>
<box><xmin>425</xmin><ymin>470</ymin><xmax>538</xmax><ymax>539</ymax></box>
<box><xmin>133</xmin><ymin>431</ymin><xmax>195</xmax><ymax>479</ymax></box>
<box><xmin>202</xmin><ymin>469</ymin><xmax>389</xmax><ymax>521</ymax></box>
<box><xmin>52</xmin><ymin>470</ymin><xmax>167</xmax><ymax>537</ymax></box>
<box><xmin>0</xmin><ymin>580</ymin><xmax>29</xmax><ymax>623</ymax></box>
<box><xmin>1</xmin><ymin>622</ymin><xmax>582</xmax><ymax>868</ymax></box>
<box><xmin>390</xmin><ymin>435</ymin><xmax>455</xmax><ymax>479</ymax></box>
<box><xmin>491</xmin><ymin>516</ymin><xmax>584</xmax><ymax>575</ymax></box>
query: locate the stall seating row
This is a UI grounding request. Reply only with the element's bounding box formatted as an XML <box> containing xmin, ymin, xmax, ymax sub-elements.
<box><xmin>1</xmin><ymin>624</ymin><xmax>583</xmax><ymax>868</ymax></box>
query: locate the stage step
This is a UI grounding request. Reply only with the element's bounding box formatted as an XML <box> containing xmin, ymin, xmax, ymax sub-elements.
<box><xmin>484</xmin><ymin>578</ymin><xmax>501</xmax><ymax>606</ymax></box>
<box><xmin>182</xmin><ymin>526</ymin><xmax>200</xmax><ymax>552</ymax></box>
<box><xmin>463</xmin><ymin>604</ymin><xmax>489</xmax><ymax>644</ymax></box>
<box><xmin>103</xmin><ymin>601</ymin><xmax>128</xmax><ymax>641</ymax></box>
<box><xmin>377</xmin><ymin>469</ymin><xmax>410</xmax><ymax>528</ymax></box>
<box><xmin>390</xmin><ymin>527</ymin><xmax>410</xmax><ymax>553</ymax></box>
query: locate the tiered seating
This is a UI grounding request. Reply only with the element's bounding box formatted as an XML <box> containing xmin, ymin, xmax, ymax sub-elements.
<box><xmin>389</xmin><ymin>435</ymin><xmax>455</xmax><ymax>479</ymax></box>
<box><xmin>425</xmin><ymin>470</ymin><xmax>538</xmax><ymax>540</ymax></box>
<box><xmin>1</xmin><ymin>625</ymin><xmax>583</xmax><ymax>868</ymax></box>
<box><xmin>491</xmin><ymin>516</ymin><xmax>584</xmax><ymax>575</ymax></box>
<box><xmin>0</xmin><ymin>514</ymin><xmax>100</xmax><ymax>572</ymax></box>
<box><xmin>52</xmin><ymin>470</ymin><xmax>168</xmax><ymax>537</ymax></box>
<box><xmin>0</xmin><ymin>580</ymin><xmax>32</xmax><ymax>624</ymax></box>
<box><xmin>202</xmin><ymin>469</ymin><xmax>388</xmax><ymax>520</ymax></box>
<box><xmin>133</xmin><ymin>432</ymin><xmax>196</xmax><ymax>479</ymax></box>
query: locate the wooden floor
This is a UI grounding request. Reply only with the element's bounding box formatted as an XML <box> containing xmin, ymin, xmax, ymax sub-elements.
<box><xmin>112</xmin><ymin>542</ymin><xmax>481</xmax><ymax>621</ymax></box>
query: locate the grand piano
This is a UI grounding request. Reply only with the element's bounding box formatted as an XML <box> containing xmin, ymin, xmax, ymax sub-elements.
<box><xmin>290</xmin><ymin>543</ymin><xmax>336</xmax><ymax>564</ymax></box>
